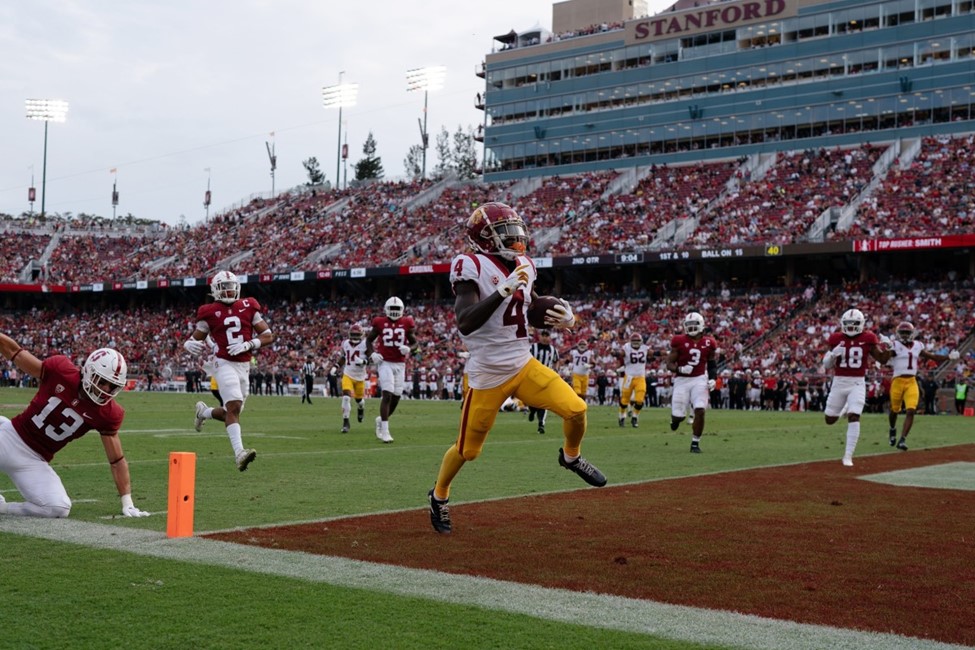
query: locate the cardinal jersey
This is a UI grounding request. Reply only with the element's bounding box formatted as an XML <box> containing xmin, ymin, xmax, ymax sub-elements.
<box><xmin>449</xmin><ymin>252</ymin><xmax>536</xmax><ymax>389</ymax></box>
<box><xmin>670</xmin><ymin>334</ymin><xmax>719</xmax><ymax>377</ymax></box>
<box><xmin>11</xmin><ymin>355</ymin><xmax>124</xmax><ymax>462</ymax></box>
<box><xmin>371</xmin><ymin>314</ymin><xmax>416</xmax><ymax>362</ymax></box>
<box><xmin>342</xmin><ymin>339</ymin><xmax>368</xmax><ymax>381</ymax></box>
<box><xmin>826</xmin><ymin>330</ymin><xmax>880</xmax><ymax>378</ymax></box>
<box><xmin>196</xmin><ymin>297</ymin><xmax>266</xmax><ymax>362</ymax></box>
<box><xmin>888</xmin><ymin>339</ymin><xmax>925</xmax><ymax>377</ymax></box>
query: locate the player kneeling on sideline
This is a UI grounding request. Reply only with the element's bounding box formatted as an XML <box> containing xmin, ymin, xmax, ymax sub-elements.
<box><xmin>0</xmin><ymin>333</ymin><xmax>149</xmax><ymax>518</ymax></box>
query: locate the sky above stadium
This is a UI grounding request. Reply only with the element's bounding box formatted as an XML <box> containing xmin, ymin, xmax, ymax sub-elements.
<box><xmin>1</xmin><ymin>0</ymin><xmax>674</xmax><ymax>226</ymax></box>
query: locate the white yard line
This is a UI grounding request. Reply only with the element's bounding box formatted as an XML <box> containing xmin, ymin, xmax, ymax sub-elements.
<box><xmin>0</xmin><ymin>517</ymin><xmax>967</xmax><ymax>650</ymax></box>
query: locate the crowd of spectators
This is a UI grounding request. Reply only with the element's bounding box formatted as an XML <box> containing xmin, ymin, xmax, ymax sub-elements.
<box><xmin>846</xmin><ymin>134</ymin><xmax>975</xmax><ymax>239</ymax></box>
<box><xmin>2</xmin><ymin>276</ymin><xmax>968</xmax><ymax>397</ymax></box>
<box><xmin>0</xmin><ymin>137</ymin><xmax>973</xmax><ymax>284</ymax></box>
<box><xmin>689</xmin><ymin>145</ymin><xmax>884</xmax><ymax>247</ymax></box>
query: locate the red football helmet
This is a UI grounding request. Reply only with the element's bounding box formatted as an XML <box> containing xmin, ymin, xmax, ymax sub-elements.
<box><xmin>349</xmin><ymin>324</ymin><xmax>363</xmax><ymax>343</ymax></box>
<box><xmin>896</xmin><ymin>321</ymin><xmax>915</xmax><ymax>344</ymax></box>
<box><xmin>466</xmin><ymin>202</ymin><xmax>529</xmax><ymax>260</ymax></box>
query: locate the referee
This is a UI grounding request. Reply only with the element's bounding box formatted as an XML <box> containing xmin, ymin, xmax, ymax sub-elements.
<box><xmin>528</xmin><ymin>330</ymin><xmax>559</xmax><ymax>434</ymax></box>
<box><xmin>301</xmin><ymin>356</ymin><xmax>316</xmax><ymax>404</ymax></box>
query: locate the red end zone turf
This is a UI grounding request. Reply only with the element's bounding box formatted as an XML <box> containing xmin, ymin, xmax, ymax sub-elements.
<box><xmin>208</xmin><ymin>445</ymin><xmax>975</xmax><ymax>646</ymax></box>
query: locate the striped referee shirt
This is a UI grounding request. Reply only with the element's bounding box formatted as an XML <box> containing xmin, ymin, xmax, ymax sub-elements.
<box><xmin>302</xmin><ymin>361</ymin><xmax>315</xmax><ymax>378</ymax></box>
<box><xmin>530</xmin><ymin>342</ymin><xmax>559</xmax><ymax>369</ymax></box>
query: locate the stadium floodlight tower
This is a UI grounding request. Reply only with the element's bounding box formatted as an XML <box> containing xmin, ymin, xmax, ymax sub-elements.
<box><xmin>25</xmin><ymin>99</ymin><xmax>69</xmax><ymax>218</ymax></box>
<box><xmin>406</xmin><ymin>66</ymin><xmax>446</xmax><ymax>179</ymax></box>
<box><xmin>322</xmin><ymin>73</ymin><xmax>358</xmax><ymax>190</ymax></box>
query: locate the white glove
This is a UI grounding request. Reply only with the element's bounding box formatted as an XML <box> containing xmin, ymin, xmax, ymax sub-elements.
<box><xmin>708</xmin><ymin>379</ymin><xmax>716</xmax><ymax>391</ymax></box>
<box><xmin>822</xmin><ymin>350</ymin><xmax>836</xmax><ymax>369</ymax></box>
<box><xmin>678</xmin><ymin>364</ymin><xmax>694</xmax><ymax>375</ymax></box>
<box><xmin>183</xmin><ymin>339</ymin><xmax>205</xmax><ymax>355</ymax></box>
<box><xmin>580</xmin><ymin>363</ymin><xmax>591</xmax><ymax>371</ymax></box>
<box><xmin>353</xmin><ymin>357</ymin><xmax>367</xmax><ymax>367</ymax></box>
<box><xmin>398</xmin><ymin>344</ymin><xmax>412</xmax><ymax>356</ymax></box>
<box><xmin>949</xmin><ymin>350</ymin><xmax>960</xmax><ymax>360</ymax></box>
<box><xmin>227</xmin><ymin>338</ymin><xmax>260</xmax><ymax>356</ymax></box>
<box><xmin>120</xmin><ymin>494</ymin><xmax>149</xmax><ymax>518</ymax></box>
<box><xmin>457</xmin><ymin>351</ymin><xmax>470</xmax><ymax>359</ymax></box>
<box><xmin>497</xmin><ymin>263</ymin><xmax>530</xmax><ymax>298</ymax></box>
<box><xmin>370</xmin><ymin>352</ymin><xmax>384</xmax><ymax>364</ymax></box>
<box><xmin>544</xmin><ymin>299</ymin><xmax>575</xmax><ymax>329</ymax></box>
<box><xmin>879</xmin><ymin>334</ymin><xmax>891</xmax><ymax>346</ymax></box>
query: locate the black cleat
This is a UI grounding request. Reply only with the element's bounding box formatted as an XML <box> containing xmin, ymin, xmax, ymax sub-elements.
<box><xmin>357</xmin><ymin>404</ymin><xmax>364</xmax><ymax>423</ymax></box>
<box><xmin>670</xmin><ymin>420</ymin><xmax>680</xmax><ymax>431</ymax></box>
<box><xmin>341</xmin><ymin>418</ymin><xmax>350</xmax><ymax>433</ymax></box>
<box><xmin>690</xmin><ymin>441</ymin><xmax>702</xmax><ymax>454</ymax></box>
<box><xmin>618</xmin><ymin>417</ymin><xmax>625</xmax><ymax>428</ymax></box>
<box><xmin>528</xmin><ymin>410</ymin><xmax>535</xmax><ymax>422</ymax></box>
<box><xmin>558</xmin><ymin>448</ymin><xmax>607</xmax><ymax>487</ymax></box>
<box><xmin>897</xmin><ymin>437</ymin><xmax>909</xmax><ymax>451</ymax></box>
<box><xmin>889</xmin><ymin>428</ymin><xmax>897</xmax><ymax>446</ymax></box>
<box><xmin>428</xmin><ymin>488</ymin><xmax>452</xmax><ymax>534</ymax></box>
<box><xmin>537</xmin><ymin>424</ymin><xmax>545</xmax><ymax>435</ymax></box>
<box><xmin>631</xmin><ymin>416</ymin><xmax>639</xmax><ymax>428</ymax></box>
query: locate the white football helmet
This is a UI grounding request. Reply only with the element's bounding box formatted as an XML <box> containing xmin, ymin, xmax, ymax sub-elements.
<box><xmin>384</xmin><ymin>296</ymin><xmax>404</xmax><ymax>320</ymax></box>
<box><xmin>683</xmin><ymin>312</ymin><xmax>705</xmax><ymax>337</ymax></box>
<box><xmin>82</xmin><ymin>348</ymin><xmax>127</xmax><ymax>406</ymax></box>
<box><xmin>840</xmin><ymin>308</ymin><xmax>865</xmax><ymax>336</ymax></box>
<box><xmin>210</xmin><ymin>270</ymin><xmax>240</xmax><ymax>304</ymax></box>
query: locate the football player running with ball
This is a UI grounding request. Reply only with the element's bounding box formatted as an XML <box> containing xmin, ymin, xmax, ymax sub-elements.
<box><xmin>427</xmin><ymin>202</ymin><xmax>606</xmax><ymax>535</ymax></box>
<box><xmin>822</xmin><ymin>308</ymin><xmax>891</xmax><ymax>466</ymax></box>
<box><xmin>0</xmin><ymin>335</ymin><xmax>149</xmax><ymax>518</ymax></box>
<box><xmin>183</xmin><ymin>270</ymin><xmax>274</xmax><ymax>471</ymax></box>
<box><xmin>667</xmin><ymin>312</ymin><xmax>719</xmax><ymax>453</ymax></box>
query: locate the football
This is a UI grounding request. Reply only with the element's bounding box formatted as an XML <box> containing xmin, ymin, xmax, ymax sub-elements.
<box><xmin>527</xmin><ymin>295</ymin><xmax>562</xmax><ymax>329</ymax></box>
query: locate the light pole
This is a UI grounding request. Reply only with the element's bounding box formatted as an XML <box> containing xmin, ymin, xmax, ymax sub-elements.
<box><xmin>204</xmin><ymin>168</ymin><xmax>212</xmax><ymax>221</ymax></box>
<box><xmin>406</xmin><ymin>66</ymin><xmax>446</xmax><ymax>179</ymax></box>
<box><xmin>322</xmin><ymin>73</ymin><xmax>358</xmax><ymax>190</ymax></box>
<box><xmin>25</xmin><ymin>99</ymin><xmax>69</xmax><ymax>219</ymax></box>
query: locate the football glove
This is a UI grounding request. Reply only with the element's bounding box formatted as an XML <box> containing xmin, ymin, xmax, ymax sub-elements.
<box><xmin>228</xmin><ymin>339</ymin><xmax>261</xmax><ymax>356</ymax></box>
<box><xmin>822</xmin><ymin>350</ymin><xmax>836</xmax><ymax>369</ymax></box>
<box><xmin>353</xmin><ymin>357</ymin><xmax>367</xmax><ymax>367</ymax></box>
<box><xmin>545</xmin><ymin>299</ymin><xmax>575</xmax><ymax>329</ymax></box>
<box><xmin>878</xmin><ymin>334</ymin><xmax>891</xmax><ymax>346</ymax></box>
<box><xmin>678</xmin><ymin>364</ymin><xmax>694</xmax><ymax>375</ymax></box>
<box><xmin>949</xmin><ymin>350</ymin><xmax>960</xmax><ymax>360</ymax></box>
<box><xmin>707</xmin><ymin>379</ymin><xmax>716</xmax><ymax>391</ymax></box>
<box><xmin>183</xmin><ymin>339</ymin><xmax>205</xmax><ymax>356</ymax></box>
<box><xmin>121</xmin><ymin>494</ymin><xmax>149</xmax><ymax>518</ymax></box>
<box><xmin>497</xmin><ymin>264</ymin><xmax>530</xmax><ymax>298</ymax></box>
<box><xmin>398</xmin><ymin>344</ymin><xmax>412</xmax><ymax>356</ymax></box>
<box><xmin>370</xmin><ymin>352</ymin><xmax>384</xmax><ymax>364</ymax></box>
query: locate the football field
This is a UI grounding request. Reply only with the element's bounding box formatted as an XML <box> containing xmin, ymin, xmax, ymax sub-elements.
<box><xmin>1</xmin><ymin>388</ymin><xmax>972</xmax><ymax>649</ymax></box>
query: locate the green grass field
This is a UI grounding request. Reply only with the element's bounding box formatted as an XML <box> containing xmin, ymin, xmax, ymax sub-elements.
<box><xmin>1</xmin><ymin>388</ymin><xmax>970</xmax><ymax>649</ymax></box>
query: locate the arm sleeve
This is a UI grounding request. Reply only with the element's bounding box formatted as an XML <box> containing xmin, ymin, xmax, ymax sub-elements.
<box><xmin>707</xmin><ymin>359</ymin><xmax>717</xmax><ymax>381</ymax></box>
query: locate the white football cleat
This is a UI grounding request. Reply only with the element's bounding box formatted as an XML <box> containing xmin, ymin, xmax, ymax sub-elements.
<box><xmin>842</xmin><ymin>456</ymin><xmax>853</xmax><ymax>467</ymax></box>
<box><xmin>236</xmin><ymin>449</ymin><xmax>257</xmax><ymax>472</ymax></box>
<box><xmin>194</xmin><ymin>401</ymin><xmax>207</xmax><ymax>432</ymax></box>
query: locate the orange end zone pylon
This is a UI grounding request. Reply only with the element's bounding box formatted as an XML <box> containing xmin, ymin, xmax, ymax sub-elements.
<box><xmin>166</xmin><ymin>451</ymin><xmax>196</xmax><ymax>538</ymax></box>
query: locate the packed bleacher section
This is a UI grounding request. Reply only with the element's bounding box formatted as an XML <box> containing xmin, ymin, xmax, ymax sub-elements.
<box><xmin>1</xmin><ymin>277</ymin><xmax>970</xmax><ymax>394</ymax></box>
<box><xmin>2</xmin><ymin>135</ymin><xmax>974</xmax><ymax>283</ymax></box>
<box><xmin>689</xmin><ymin>145</ymin><xmax>884</xmax><ymax>246</ymax></box>
<box><xmin>846</xmin><ymin>134</ymin><xmax>975</xmax><ymax>239</ymax></box>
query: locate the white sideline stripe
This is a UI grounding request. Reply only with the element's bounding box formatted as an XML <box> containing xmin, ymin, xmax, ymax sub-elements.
<box><xmin>0</xmin><ymin>518</ymin><xmax>966</xmax><ymax>650</ymax></box>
